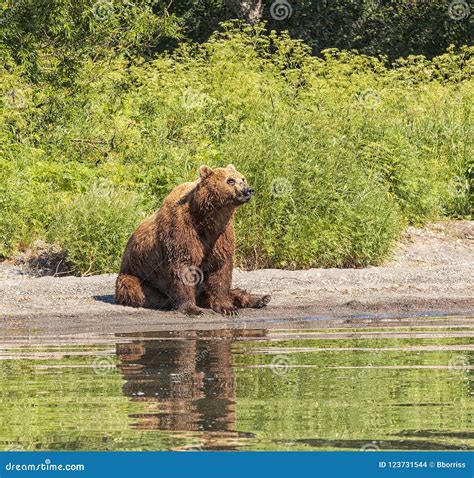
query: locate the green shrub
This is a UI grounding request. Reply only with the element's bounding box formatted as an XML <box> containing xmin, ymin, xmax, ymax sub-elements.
<box><xmin>47</xmin><ymin>183</ymin><xmax>149</xmax><ymax>275</ymax></box>
<box><xmin>1</xmin><ymin>25</ymin><xmax>472</xmax><ymax>273</ymax></box>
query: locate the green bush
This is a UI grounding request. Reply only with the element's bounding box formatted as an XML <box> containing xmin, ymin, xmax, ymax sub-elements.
<box><xmin>174</xmin><ymin>0</ymin><xmax>473</xmax><ymax>60</ymax></box>
<box><xmin>1</xmin><ymin>25</ymin><xmax>472</xmax><ymax>273</ymax></box>
<box><xmin>47</xmin><ymin>183</ymin><xmax>149</xmax><ymax>275</ymax></box>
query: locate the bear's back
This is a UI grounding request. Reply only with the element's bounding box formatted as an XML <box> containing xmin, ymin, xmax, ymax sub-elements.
<box><xmin>162</xmin><ymin>180</ymin><xmax>199</xmax><ymax>208</ymax></box>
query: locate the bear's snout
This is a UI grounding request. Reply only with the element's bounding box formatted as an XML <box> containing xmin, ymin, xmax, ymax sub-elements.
<box><xmin>238</xmin><ymin>186</ymin><xmax>254</xmax><ymax>203</ymax></box>
<box><xmin>243</xmin><ymin>187</ymin><xmax>255</xmax><ymax>197</ymax></box>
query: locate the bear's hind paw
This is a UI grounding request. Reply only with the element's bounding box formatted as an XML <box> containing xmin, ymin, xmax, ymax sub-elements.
<box><xmin>254</xmin><ymin>295</ymin><xmax>271</xmax><ymax>308</ymax></box>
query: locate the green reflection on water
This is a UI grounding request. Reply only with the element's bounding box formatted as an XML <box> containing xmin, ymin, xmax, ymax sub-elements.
<box><xmin>0</xmin><ymin>327</ymin><xmax>472</xmax><ymax>451</ymax></box>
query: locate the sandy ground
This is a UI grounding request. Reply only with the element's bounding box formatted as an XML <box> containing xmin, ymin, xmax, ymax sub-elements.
<box><xmin>0</xmin><ymin>221</ymin><xmax>472</xmax><ymax>339</ymax></box>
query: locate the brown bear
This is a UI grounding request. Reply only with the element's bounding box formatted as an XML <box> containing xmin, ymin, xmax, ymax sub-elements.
<box><xmin>115</xmin><ymin>164</ymin><xmax>271</xmax><ymax>316</ymax></box>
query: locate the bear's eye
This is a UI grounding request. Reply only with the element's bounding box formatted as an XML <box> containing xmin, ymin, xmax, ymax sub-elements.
<box><xmin>227</xmin><ymin>178</ymin><xmax>236</xmax><ymax>185</ymax></box>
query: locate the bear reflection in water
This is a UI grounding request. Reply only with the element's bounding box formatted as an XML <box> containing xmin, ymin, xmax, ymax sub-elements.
<box><xmin>116</xmin><ymin>329</ymin><xmax>266</xmax><ymax>450</ymax></box>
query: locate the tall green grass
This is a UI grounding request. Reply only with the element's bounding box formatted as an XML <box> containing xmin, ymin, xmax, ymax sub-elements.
<box><xmin>1</xmin><ymin>24</ymin><xmax>472</xmax><ymax>274</ymax></box>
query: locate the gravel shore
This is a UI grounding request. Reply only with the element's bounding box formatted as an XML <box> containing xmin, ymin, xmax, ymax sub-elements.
<box><xmin>1</xmin><ymin>221</ymin><xmax>472</xmax><ymax>338</ymax></box>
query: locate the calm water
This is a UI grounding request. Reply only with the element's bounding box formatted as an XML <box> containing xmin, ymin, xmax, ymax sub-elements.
<box><xmin>1</xmin><ymin>319</ymin><xmax>473</xmax><ymax>451</ymax></box>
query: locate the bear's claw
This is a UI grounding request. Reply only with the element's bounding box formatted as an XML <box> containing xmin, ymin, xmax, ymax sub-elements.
<box><xmin>213</xmin><ymin>304</ymin><xmax>239</xmax><ymax>316</ymax></box>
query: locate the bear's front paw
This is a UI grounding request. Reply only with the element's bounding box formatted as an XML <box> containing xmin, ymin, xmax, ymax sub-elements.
<box><xmin>212</xmin><ymin>302</ymin><xmax>239</xmax><ymax>317</ymax></box>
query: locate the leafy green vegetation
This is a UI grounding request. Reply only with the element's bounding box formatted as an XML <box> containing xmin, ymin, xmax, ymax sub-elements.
<box><xmin>2</xmin><ymin>0</ymin><xmax>471</xmax><ymax>68</ymax></box>
<box><xmin>1</xmin><ymin>23</ymin><xmax>472</xmax><ymax>273</ymax></box>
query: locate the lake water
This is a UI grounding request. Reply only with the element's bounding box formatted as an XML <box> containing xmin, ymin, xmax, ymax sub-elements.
<box><xmin>0</xmin><ymin>318</ymin><xmax>473</xmax><ymax>451</ymax></box>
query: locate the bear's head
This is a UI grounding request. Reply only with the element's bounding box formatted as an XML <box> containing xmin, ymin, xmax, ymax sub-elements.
<box><xmin>198</xmin><ymin>164</ymin><xmax>254</xmax><ymax>207</ymax></box>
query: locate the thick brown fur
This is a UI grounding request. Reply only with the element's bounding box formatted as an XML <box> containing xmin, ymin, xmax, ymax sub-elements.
<box><xmin>115</xmin><ymin>164</ymin><xmax>271</xmax><ymax>316</ymax></box>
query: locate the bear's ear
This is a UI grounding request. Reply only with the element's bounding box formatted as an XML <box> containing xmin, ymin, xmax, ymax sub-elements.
<box><xmin>199</xmin><ymin>165</ymin><xmax>213</xmax><ymax>180</ymax></box>
<box><xmin>226</xmin><ymin>164</ymin><xmax>236</xmax><ymax>171</ymax></box>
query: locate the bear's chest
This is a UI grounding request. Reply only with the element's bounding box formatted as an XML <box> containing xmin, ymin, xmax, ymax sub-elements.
<box><xmin>200</xmin><ymin>244</ymin><xmax>224</xmax><ymax>268</ymax></box>
<box><xmin>199</xmin><ymin>236</ymin><xmax>232</xmax><ymax>272</ymax></box>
